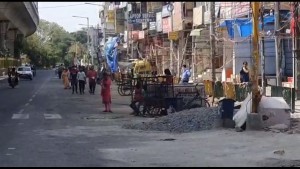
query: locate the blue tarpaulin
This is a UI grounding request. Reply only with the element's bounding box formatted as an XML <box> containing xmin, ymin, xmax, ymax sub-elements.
<box><xmin>104</xmin><ymin>37</ymin><xmax>119</xmax><ymax>73</ymax></box>
<box><xmin>220</xmin><ymin>15</ymin><xmax>277</xmax><ymax>39</ymax></box>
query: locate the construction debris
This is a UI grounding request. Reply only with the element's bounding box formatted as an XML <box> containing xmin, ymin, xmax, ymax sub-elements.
<box><xmin>123</xmin><ymin>107</ymin><xmax>221</xmax><ymax>133</ymax></box>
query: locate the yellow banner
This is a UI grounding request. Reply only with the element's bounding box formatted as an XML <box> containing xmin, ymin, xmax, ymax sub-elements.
<box><xmin>168</xmin><ymin>32</ymin><xmax>178</xmax><ymax>40</ymax></box>
<box><xmin>107</xmin><ymin>10</ymin><xmax>115</xmax><ymax>23</ymax></box>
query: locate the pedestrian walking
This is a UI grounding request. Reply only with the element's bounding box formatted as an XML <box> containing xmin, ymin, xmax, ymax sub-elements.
<box><xmin>180</xmin><ymin>65</ymin><xmax>191</xmax><ymax>84</ymax></box>
<box><xmin>58</xmin><ymin>64</ymin><xmax>63</xmax><ymax>79</ymax></box>
<box><xmin>101</xmin><ymin>72</ymin><xmax>112</xmax><ymax>112</ymax></box>
<box><xmin>62</xmin><ymin>68</ymin><xmax>70</xmax><ymax>89</ymax></box>
<box><xmin>77</xmin><ymin>68</ymin><xmax>86</xmax><ymax>95</ymax></box>
<box><xmin>87</xmin><ymin>66</ymin><xmax>97</xmax><ymax>94</ymax></box>
<box><xmin>70</xmin><ymin>66</ymin><xmax>79</xmax><ymax>94</ymax></box>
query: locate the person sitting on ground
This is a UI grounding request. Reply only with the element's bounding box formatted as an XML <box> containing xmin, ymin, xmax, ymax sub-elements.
<box><xmin>129</xmin><ymin>81</ymin><xmax>144</xmax><ymax>116</ymax></box>
<box><xmin>163</xmin><ymin>68</ymin><xmax>173</xmax><ymax>85</ymax></box>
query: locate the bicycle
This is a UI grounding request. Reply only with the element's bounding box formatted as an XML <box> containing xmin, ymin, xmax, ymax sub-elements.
<box><xmin>177</xmin><ymin>83</ymin><xmax>210</xmax><ymax>110</ymax></box>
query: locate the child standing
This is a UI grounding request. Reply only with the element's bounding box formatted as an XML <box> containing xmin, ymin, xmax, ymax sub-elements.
<box><xmin>101</xmin><ymin>72</ymin><xmax>112</xmax><ymax>112</ymax></box>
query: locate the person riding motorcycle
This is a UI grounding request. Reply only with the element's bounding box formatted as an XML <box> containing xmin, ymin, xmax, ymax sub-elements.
<box><xmin>8</xmin><ymin>67</ymin><xmax>19</xmax><ymax>86</ymax></box>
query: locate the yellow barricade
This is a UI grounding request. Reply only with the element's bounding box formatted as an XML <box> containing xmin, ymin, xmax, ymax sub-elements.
<box><xmin>223</xmin><ymin>82</ymin><xmax>236</xmax><ymax>100</ymax></box>
<box><xmin>204</xmin><ymin>80</ymin><xmax>213</xmax><ymax>96</ymax></box>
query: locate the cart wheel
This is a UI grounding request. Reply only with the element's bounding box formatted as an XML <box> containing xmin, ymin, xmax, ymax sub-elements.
<box><xmin>117</xmin><ymin>85</ymin><xmax>124</xmax><ymax>96</ymax></box>
<box><xmin>203</xmin><ymin>99</ymin><xmax>210</xmax><ymax>107</ymax></box>
<box><xmin>122</xmin><ymin>87</ymin><xmax>132</xmax><ymax>96</ymax></box>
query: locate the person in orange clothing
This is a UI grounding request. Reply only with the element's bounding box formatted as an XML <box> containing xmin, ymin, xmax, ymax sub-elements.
<box><xmin>101</xmin><ymin>72</ymin><xmax>112</xmax><ymax>112</ymax></box>
<box><xmin>61</xmin><ymin>68</ymin><xmax>70</xmax><ymax>89</ymax></box>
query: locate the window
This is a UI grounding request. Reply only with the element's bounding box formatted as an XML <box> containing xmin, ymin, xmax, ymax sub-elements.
<box><xmin>18</xmin><ymin>67</ymin><xmax>31</xmax><ymax>71</ymax></box>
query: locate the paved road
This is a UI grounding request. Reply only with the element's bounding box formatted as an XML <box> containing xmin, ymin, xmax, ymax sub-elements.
<box><xmin>1</xmin><ymin>70</ymin><xmax>300</xmax><ymax>167</ymax></box>
<box><xmin>0</xmin><ymin>70</ymin><xmax>138</xmax><ymax>167</ymax></box>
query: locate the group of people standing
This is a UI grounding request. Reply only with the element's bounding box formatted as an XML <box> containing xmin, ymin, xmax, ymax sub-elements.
<box><xmin>61</xmin><ymin>65</ymin><xmax>113</xmax><ymax>113</ymax></box>
<box><xmin>61</xmin><ymin>66</ymin><xmax>97</xmax><ymax>95</ymax></box>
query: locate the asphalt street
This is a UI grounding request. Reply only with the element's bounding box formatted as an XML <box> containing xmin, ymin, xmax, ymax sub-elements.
<box><xmin>1</xmin><ymin>70</ymin><xmax>300</xmax><ymax>167</ymax></box>
<box><xmin>0</xmin><ymin>70</ymin><xmax>141</xmax><ymax>167</ymax></box>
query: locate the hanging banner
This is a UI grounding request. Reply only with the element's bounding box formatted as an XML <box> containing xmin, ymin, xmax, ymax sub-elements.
<box><xmin>115</xmin><ymin>8</ymin><xmax>125</xmax><ymax>33</ymax></box>
<box><xmin>173</xmin><ymin>2</ymin><xmax>183</xmax><ymax>31</ymax></box>
<box><xmin>128</xmin><ymin>13</ymin><xmax>156</xmax><ymax>24</ymax></box>
<box><xmin>107</xmin><ymin>10</ymin><xmax>115</xmax><ymax>23</ymax></box>
<box><xmin>161</xmin><ymin>5</ymin><xmax>171</xmax><ymax>18</ymax></box>
<box><xmin>149</xmin><ymin>22</ymin><xmax>156</xmax><ymax>30</ymax></box>
<box><xmin>156</xmin><ymin>12</ymin><xmax>162</xmax><ymax>32</ymax></box>
<box><xmin>168</xmin><ymin>32</ymin><xmax>179</xmax><ymax>40</ymax></box>
<box><xmin>162</xmin><ymin>17</ymin><xmax>171</xmax><ymax>34</ymax></box>
<box><xmin>138</xmin><ymin>31</ymin><xmax>145</xmax><ymax>39</ymax></box>
<box><xmin>131</xmin><ymin>31</ymin><xmax>139</xmax><ymax>41</ymax></box>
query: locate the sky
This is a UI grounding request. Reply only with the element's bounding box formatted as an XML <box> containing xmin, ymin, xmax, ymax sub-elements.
<box><xmin>38</xmin><ymin>2</ymin><xmax>101</xmax><ymax>33</ymax></box>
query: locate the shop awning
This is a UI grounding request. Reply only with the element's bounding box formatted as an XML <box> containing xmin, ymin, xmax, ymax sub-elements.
<box><xmin>190</xmin><ymin>29</ymin><xmax>203</xmax><ymax>36</ymax></box>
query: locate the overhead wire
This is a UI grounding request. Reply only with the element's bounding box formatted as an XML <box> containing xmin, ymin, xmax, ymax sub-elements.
<box><xmin>39</xmin><ymin>3</ymin><xmax>86</xmax><ymax>9</ymax></box>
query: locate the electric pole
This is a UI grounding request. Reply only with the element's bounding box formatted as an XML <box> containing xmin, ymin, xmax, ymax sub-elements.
<box><xmin>210</xmin><ymin>2</ymin><xmax>216</xmax><ymax>82</ymax></box>
<box><xmin>251</xmin><ymin>2</ymin><xmax>261</xmax><ymax>113</ymax></box>
<box><xmin>260</xmin><ymin>3</ymin><xmax>266</xmax><ymax>94</ymax></box>
<box><xmin>275</xmin><ymin>2</ymin><xmax>281</xmax><ymax>86</ymax></box>
<box><xmin>292</xmin><ymin>2</ymin><xmax>299</xmax><ymax>101</ymax></box>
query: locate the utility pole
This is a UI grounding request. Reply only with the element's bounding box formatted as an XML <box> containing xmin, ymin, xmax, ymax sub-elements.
<box><xmin>260</xmin><ymin>3</ymin><xmax>266</xmax><ymax>94</ymax></box>
<box><xmin>126</xmin><ymin>2</ymin><xmax>130</xmax><ymax>60</ymax></box>
<box><xmin>292</xmin><ymin>2</ymin><xmax>299</xmax><ymax>100</ymax></box>
<box><xmin>275</xmin><ymin>2</ymin><xmax>281</xmax><ymax>86</ymax></box>
<box><xmin>87</xmin><ymin>18</ymin><xmax>91</xmax><ymax>65</ymax></box>
<box><xmin>251</xmin><ymin>2</ymin><xmax>261</xmax><ymax>113</ymax></box>
<box><xmin>168</xmin><ymin>2</ymin><xmax>174</xmax><ymax>73</ymax></box>
<box><xmin>210</xmin><ymin>2</ymin><xmax>216</xmax><ymax>82</ymax></box>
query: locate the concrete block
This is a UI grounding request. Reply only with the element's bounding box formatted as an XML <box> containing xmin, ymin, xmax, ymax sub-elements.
<box><xmin>246</xmin><ymin>113</ymin><xmax>263</xmax><ymax>130</ymax></box>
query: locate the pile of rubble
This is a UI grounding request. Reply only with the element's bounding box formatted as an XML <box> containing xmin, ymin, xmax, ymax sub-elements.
<box><xmin>123</xmin><ymin>107</ymin><xmax>221</xmax><ymax>133</ymax></box>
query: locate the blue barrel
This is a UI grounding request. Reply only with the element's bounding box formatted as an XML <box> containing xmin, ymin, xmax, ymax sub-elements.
<box><xmin>219</xmin><ymin>99</ymin><xmax>235</xmax><ymax>119</ymax></box>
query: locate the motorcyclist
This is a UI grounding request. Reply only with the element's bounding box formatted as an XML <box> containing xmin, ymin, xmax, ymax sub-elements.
<box><xmin>7</xmin><ymin>67</ymin><xmax>18</xmax><ymax>85</ymax></box>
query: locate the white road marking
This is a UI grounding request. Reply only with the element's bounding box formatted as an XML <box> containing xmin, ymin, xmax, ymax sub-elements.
<box><xmin>17</xmin><ymin>109</ymin><xmax>24</xmax><ymax>114</ymax></box>
<box><xmin>29</xmin><ymin>99</ymin><xmax>33</xmax><ymax>102</ymax></box>
<box><xmin>32</xmin><ymin>95</ymin><xmax>36</xmax><ymax>98</ymax></box>
<box><xmin>5</xmin><ymin>154</ymin><xmax>12</xmax><ymax>156</ymax></box>
<box><xmin>12</xmin><ymin>114</ymin><xmax>29</xmax><ymax>119</ymax></box>
<box><xmin>8</xmin><ymin>148</ymin><xmax>16</xmax><ymax>150</ymax></box>
<box><xmin>44</xmin><ymin>114</ymin><xmax>62</xmax><ymax>120</ymax></box>
<box><xmin>25</xmin><ymin>103</ymin><xmax>29</xmax><ymax>107</ymax></box>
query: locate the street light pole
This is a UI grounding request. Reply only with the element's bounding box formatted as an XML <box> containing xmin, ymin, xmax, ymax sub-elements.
<box><xmin>72</xmin><ymin>15</ymin><xmax>91</xmax><ymax>66</ymax></box>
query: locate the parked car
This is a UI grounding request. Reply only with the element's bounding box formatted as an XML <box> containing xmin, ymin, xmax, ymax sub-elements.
<box><xmin>17</xmin><ymin>66</ymin><xmax>33</xmax><ymax>80</ymax></box>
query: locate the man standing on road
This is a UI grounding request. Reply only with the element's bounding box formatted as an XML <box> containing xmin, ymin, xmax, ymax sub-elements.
<box><xmin>69</xmin><ymin>66</ymin><xmax>79</xmax><ymax>94</ymax></box>
<box><xmin>77</xmin><ymin>67</ymin><xmax>87</xmax><ymax>95</ymax></box>
<box><xmin>58</xmin><ymin>64</ymin><xmax>63</xmax><ymax>79</ymax></box>
<box><xmin>180</xmin><ymin>65</ymin><xmax>191</xmax><ymax>84</ymax></box>
<box><xmin>87</xmin><ymin>66</ymin><xmax>97</xmax><ymax>94</ymax></box>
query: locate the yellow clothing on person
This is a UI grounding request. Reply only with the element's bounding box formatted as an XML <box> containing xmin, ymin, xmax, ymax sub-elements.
<box><xmin>62</xmin><ymin>70</ymin><xmax>70</xmax><ymax>89</ymax></box>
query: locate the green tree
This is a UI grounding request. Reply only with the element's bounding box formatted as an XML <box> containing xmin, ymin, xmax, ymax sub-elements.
<box><xmin>21</xmin><ymin>19</ymin><xmax>88</xmax><ymax>68</ymax></box>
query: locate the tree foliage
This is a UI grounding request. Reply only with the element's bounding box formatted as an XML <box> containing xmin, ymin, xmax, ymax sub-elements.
<box><xmin>21</xmin><ymin>19</ymin><xmax>87</xmax><ymax>68</ymax></box>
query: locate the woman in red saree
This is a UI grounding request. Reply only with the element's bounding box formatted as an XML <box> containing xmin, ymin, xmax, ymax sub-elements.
<box><xmin>101</xmin><ymin>72</ymin><xmax>112</xmax><ymax>112</ymax></box>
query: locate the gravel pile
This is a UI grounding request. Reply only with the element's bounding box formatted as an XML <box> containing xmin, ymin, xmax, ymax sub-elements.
<box><xmin>123</xmin><ymin>107</ymin><xmax>221</xmax><ymax>133</ymax></box>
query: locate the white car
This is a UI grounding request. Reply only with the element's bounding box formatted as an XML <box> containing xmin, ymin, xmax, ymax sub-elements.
<box><xmin>17</xmin><ymin>66</ymin><xmax>33</xmax><ymax>80</ymax></box>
